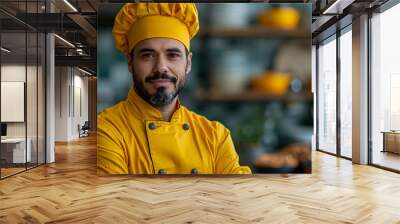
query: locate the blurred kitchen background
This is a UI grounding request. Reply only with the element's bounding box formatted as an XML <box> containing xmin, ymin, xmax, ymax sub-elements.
<box><xmin>97</xmin><ymin>3</ymin><xmax>312</xmax><ymax>173</ymax></box>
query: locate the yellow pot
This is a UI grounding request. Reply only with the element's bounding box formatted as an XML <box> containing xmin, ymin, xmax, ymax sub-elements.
<box><xmin>257</xmin><ymin>7</ymin><xmax>301</xmax><ymax>30</ymax></box>
<box><xmin>251</xmin><ymin>72</ymin><xmax>292</xmax><ymax>95</ymax></box>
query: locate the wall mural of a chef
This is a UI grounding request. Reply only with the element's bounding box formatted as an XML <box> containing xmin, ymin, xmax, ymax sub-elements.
<box><xmin>97</xmin><ymin>2</ymin><xmax>313</xmax><ymax>175</ymax></box>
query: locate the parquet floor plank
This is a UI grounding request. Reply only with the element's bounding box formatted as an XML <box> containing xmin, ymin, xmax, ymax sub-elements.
<box><xmin>0</xmin><ymin>135</ymin><xmax>399</xmax><ymax>223</ymax></box>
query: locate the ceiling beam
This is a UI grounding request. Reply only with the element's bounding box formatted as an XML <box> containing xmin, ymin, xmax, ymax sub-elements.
<box><xmin>55</xmin><ymin>55</ymin><xmax>96</xmax><ymax>73</ymax></box>
<box><xmin>322</xmin><ymin>0</ymin><xmax>356</xmax><ymax>14</ymax></box>
<box><xmin>67</xmin><ymin>13</ymin><xmax>97</xmax><ymax>39</ymax></box>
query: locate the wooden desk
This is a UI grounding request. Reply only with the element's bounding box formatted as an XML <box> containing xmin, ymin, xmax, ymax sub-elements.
<box><xmin>381</xmin><ymin>131</ymin><xmax>400</xmax><ymax>154</ymax></box>
<box><xmin>1</xmin><ymin>138</ymin><xmax>32</xmax><ymax>163</ymax></box>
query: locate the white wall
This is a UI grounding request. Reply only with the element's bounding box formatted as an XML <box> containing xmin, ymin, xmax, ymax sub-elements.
<box><xmin>1</xmin><ymin>65</ymin><xmax>37</xmax><ymax>137</ymax></box>
<box><xmin>55</xmin><ymin>66</ymin><xmax>69</xmax><ymax>141</ymax></box>
<box><xmin>71</xmin><ymin>72</ymin><xmax>89</xmax><ymax>138</ymax></box>
<box><xmin>1</xmin><ymin>65</ymin><xmax>26</xmax><ymax>141</ymax></box>
<box><xmin>55</xmin><ymin>67</ymin><xmax>89</xmax><ymax>141</ymax></box>
<box><xmin>1</xmin><ymin>64</ymin><xmax>46</xmax><ymax>164</ymax></box>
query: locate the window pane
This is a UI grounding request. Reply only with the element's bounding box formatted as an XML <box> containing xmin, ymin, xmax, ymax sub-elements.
<box><xmin>317</xmin><ymin>37</ymin><xmax>337</xmax><ymax>154</ymax></box>
<box><xmin>371</xmin><ymin>3</ymin><xmax>400</xmax><ymax>171</ymax></box>
<box><xmin>340</xmin><ymin>29</ymin><xmax>352</xmax><ymax>158</ymax></box>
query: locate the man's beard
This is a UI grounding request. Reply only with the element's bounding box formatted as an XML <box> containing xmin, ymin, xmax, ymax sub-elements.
<box><xmin>133</xmin><ymin>71</ymin><xmax>185</xmax><ymax>107</ymax></box>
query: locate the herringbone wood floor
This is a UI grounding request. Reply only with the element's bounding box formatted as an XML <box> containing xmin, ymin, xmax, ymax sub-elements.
<box><xmin>0</xmin><ymin>134</ymin><xmax>400</xmax><ymax>223</ymax></box>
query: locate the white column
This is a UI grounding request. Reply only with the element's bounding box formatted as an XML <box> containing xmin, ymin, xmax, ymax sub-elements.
<box><xmin>46</xmin><ymin>1</ymin><xmax>55</xmax><ymax>163</ymax></box>
<box><xmin>352</xmin><ymin>14</ymin><xmax>369</xmax><ymax>164</ymax></box>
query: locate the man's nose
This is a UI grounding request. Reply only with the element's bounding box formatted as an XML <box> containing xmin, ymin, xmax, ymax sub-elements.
<box><xmin>153</xmin><ymin>55</ymin><xmax>168</xmax><ymax>74</ymax></box>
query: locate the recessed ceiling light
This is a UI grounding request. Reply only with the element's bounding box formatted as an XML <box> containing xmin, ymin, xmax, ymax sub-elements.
<box><xmin>1</xmin><ymin>47</ymin><xmax>11</xmax><ymax>53</ymax></box>
<box><xmin>77</xmin><ymin>67</ymin><xmax>92</xmax><ymax>76</ymax></box>
<box><xmin>63</xmin><ymin>0</ymin><xmax>78</xmax><ymax>12</ymax></box>
<box><xmin>322</xmin><ymin>0</ymin><xmax>354</xmax><ymax>15</ymax></box>
<box><xmin>54</xmin><ymin>34</ymin><xmax>75</xmax><ymax>48</ymax></box>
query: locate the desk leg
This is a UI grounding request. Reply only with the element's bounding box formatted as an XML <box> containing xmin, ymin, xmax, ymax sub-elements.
<box><xmin>382</xmin><ymin>133</ymin><xmax>386</xmax><ymax>153</ymax></box>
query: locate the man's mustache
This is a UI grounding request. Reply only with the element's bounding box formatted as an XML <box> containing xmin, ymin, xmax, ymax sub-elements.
<box><xmin>145</xmin><ymin>72</ymin><xmax>177</xmax><ymax>83</ymax></box>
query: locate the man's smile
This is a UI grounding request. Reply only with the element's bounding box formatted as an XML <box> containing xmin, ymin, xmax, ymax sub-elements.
<box><xmin>148</xmin><ymin>78</ymin><xmax>174</xmax><ymax>88</ymax></box>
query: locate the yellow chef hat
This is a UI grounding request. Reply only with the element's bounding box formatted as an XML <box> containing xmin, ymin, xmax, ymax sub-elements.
<box><xmin>112</xmin><ymin>3</ymin><xmax>199</xmax><ymax>55</ymax></box>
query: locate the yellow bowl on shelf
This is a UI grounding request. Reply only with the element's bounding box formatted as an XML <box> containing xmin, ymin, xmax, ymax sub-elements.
<box><xmin>257</xmin><ymin>7</ymin><xmax>301</xmax><ymax>30</ymax></box>
<box><xmin>251</xmin><ymin>72</ymin><xmax>292</xmax><ymax>95</ymax></box>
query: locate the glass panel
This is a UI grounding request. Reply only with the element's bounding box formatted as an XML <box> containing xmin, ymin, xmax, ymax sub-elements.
<box><xmin>339</xmin><ymin>29</ymin><xmax>352</xmax><ymax>158</ymax></box>
<box><xmin>1</xmin><ymin>31</ymin><xmax>27</xmax><ymax>177</ymax></box>
<box><xmin>0</xmin><ymin>1</ymin><xmax>46</xmax><ymax>178</ymax></box>
<box><xmin>1</xmin><ymin>0</ymin><xmax>28</xmax><ymax>177</ymax></box>
<box><xmin>27</xmin><ymin>30</ymin><xmax>38</xmax><ymax>169</ymax></box>
<box><xmin>317</xmin><ymin>37</ymin><xmax>337</xmax><ymax>154</ymax></box>
<box><xmin>371</xmin><ymin>4</ymin><xmax>400</xmax><ymax>171</ymax></box>
<box><xmin>38</xmin><ymin>32</ymin><xmax>45</xmax><ymax>165</ymax></box>
<box><xmin>26</xmin><ymin>0</ymin><xmax>39</xmax><ymax>169</ymax></box>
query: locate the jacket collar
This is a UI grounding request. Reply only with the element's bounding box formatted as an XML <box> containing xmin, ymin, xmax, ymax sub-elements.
<box><xmin>126</xmin><ymin>87</ymin><xmax>183</xmax><ymax>122</ymax></box>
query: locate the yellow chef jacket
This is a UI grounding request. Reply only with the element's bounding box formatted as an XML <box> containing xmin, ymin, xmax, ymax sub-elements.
<box><xmin>97</xmin><ymin>88</ymin><xmax>252</xmax><ymax>174</ymax></box>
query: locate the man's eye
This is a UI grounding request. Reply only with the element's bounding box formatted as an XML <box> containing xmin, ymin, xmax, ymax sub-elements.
<box><xmin>168</xmin><ymin>53</ymin><xmax>181</xmax><ymax>59</ymax></box>
<box><xmin>141</xmin><ymin>53</ymin><xmax>154</xmax><ymax>59</ymax></box>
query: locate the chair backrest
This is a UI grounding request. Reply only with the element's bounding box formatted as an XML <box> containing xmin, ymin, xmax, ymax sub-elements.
<box><xmin>82</xmin><ymin>121</ymin><xmax>90</xmax><ymax>129</ymax></box>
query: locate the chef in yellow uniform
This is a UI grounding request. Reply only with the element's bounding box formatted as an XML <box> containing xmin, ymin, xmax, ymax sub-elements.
<box><xmin>97</xmin><ymin>3</ymin><xmax>252</xmax><ymax>174</ymax></box>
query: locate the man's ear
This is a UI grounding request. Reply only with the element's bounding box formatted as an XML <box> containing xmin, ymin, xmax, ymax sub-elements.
<box><xmin>127</xmin><ymin>53</ymin><xmax>133</xmax><ymax>74</ymax></box>
<box><xmin>185</xmin><ymin>52</ymin><xmax>193</xmax><ymax>75</ymax></box>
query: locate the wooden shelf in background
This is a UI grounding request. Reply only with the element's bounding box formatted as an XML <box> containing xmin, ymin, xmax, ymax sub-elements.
<box><xmin>197</xmin><ymin>26</ymin><xmax>310</xmax><ymax>38</ymax></box>
<box><xmin>194</xmin><ymin>89</ymin><xmax>313</xmax><ymax>103</ymax></box>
